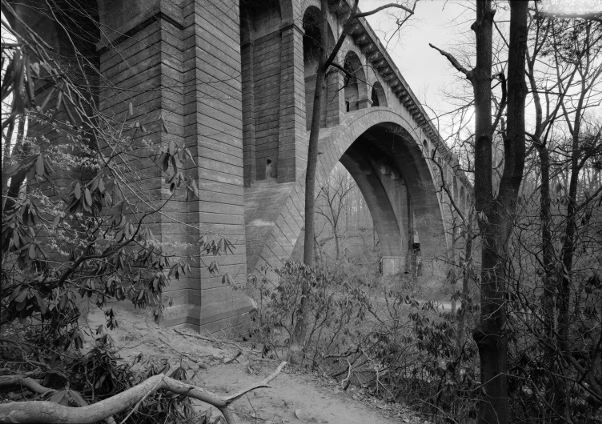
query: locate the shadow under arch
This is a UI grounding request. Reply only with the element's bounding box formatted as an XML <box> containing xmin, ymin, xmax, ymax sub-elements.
<box><xmin>339</xmin><ymin>147</ymin><xmax>404</xmax><ymax>259</ymax></box>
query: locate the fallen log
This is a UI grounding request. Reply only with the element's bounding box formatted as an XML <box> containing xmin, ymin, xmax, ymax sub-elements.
<box><xmin>0</xmin><ymin>361</ymin><xmax>286</xmax><ymax>424</ymax></box>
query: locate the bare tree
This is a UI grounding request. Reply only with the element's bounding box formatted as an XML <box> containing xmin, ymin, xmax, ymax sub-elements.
<box><xmin>431</xmin><ymin>1</ymin><xmax>529</xmax><ymax>423</ymax></box>
<box><xmin>525</xmin><ymin>11</ymin><xmax>602</xmax><ymax>419</ymax></box>
<box><xmin>315</xmin><ymin>167</ymin><xmax>354</xmax><ymax>262</ymax></box>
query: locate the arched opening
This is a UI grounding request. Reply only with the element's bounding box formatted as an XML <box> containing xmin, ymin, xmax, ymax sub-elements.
<box><xmin>10</xmin><ymin>0</ymin><xmax>100</xmax><ymax>96</ymax></box>
<box><xmin>348</xmin><ymin>123</ymin><xmax>446</xmax><ymax>276</ymax></box>
<box><xmin>291</xmin><ymin>149</ymin><xmax>409</xmax><ymax>274</ymax></box>
<box><xmin>303</xmin><ymin>7</ymin><xmax>321</xmax><ymax>82</ymax></box>
<box><xmin>343</xmin><ymin>51</ymin><xmax>368</xmax><ymax>112</ymax></box>
<box><xmin>289</xmin><ymin>118</ymin><xmax>446</xmax><ymax>276</ymax></box>
<box><xmin>370</xmin><ymin>82</ymin><xmax>387</xmax><ymax>107</ymax></box>
<box><xmin>248</xmin><ymin>109</ymin><xmax>448</xmax><ymax>280</ymax></box>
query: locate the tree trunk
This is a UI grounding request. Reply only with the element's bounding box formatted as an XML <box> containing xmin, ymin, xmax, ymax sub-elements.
<box><xmin>470</xmin><ymin>1</ymin><xmax>499</xmax><ymax>419</ymax></box>
<box><xmin>556</xmin><ymin>113</ymin><xmax>582</xmax><ymax>423</ymax></box>
<box><xmin>472</xmin><ymin>1</ymin><xmax>528</xmax><ymax>423</ymax></box>
<box><xmin>457</xmin><ymin>226</ymin><xmax>473</xmax><ymax>351</ymax></box>
<box><xmin>536</xmin><ymin>142</ymin><xmax>558</xmax><ymax>419</ymax></box>
<box><xmin>289</xmin><ymin>0</ymin><xmax>329</xmax><ymax>363</ymax></box>
<box><xmin>302</xmin><ymin>64</ymin><xmax>325</xmax><ymax>267</ymax></box>
<box><xmin>474</xmin><ymin>212</ymin><xmax>510</xmax><ymax>424</ymax></box>
<box><xmin>334</xmin><ymin>232</ymin><xmax>340</xmax><ymax>260</ymax></box>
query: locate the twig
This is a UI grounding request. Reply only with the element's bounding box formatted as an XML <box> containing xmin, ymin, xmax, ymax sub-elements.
<box><xmin>224</xmin><ymin>350</ymin><xmax>242</xmax><ymax>364</ymax></box>
<box><xmin>174</xmin><ymin>329</ymin><xmax>244</xmax><ymax>351</ymax></box>
<box><xmin>340</xmin><ymin>359</ymin><xmax>352</xmax><ymax>390</ymax></box>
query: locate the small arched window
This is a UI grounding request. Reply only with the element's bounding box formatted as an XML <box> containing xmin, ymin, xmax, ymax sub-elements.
<box><xmin>344</xmin><ymin>51</ymin><xmax>367</xmax><ymax>111</ymax></box>
<box><xmin>370</xmin><ymin>82</ymin><xmax>387</xmax><ymax>107</ymax></box>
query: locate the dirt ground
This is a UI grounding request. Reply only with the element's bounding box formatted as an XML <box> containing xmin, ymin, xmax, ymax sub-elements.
<box><xmin>84</xmin><ymin>308</ymin><xmax>429</xmax><ymax>424</ymax></box>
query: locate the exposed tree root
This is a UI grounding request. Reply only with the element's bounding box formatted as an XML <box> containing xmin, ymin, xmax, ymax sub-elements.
<box><xmin>0</xmin><ymin>361</ymin><xmax>286</xmax><ymax>424</ymax></box>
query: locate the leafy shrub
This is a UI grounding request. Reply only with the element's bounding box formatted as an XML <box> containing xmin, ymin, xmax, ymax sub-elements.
<box><xmin>245</xmin><ymin>261</ymin><xmax>479</xmax><ymax>422</ymax></box>
<box><xmin>245</xmin><ymin>261</ymin><xmax>371</xmax><ymax>365</ymax></box>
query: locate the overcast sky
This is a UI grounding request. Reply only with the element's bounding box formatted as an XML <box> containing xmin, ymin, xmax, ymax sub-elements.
<box><xmin>362</xmin><ymin>0</ymin><xmax>602</xmax><ymax>139</ymax></box>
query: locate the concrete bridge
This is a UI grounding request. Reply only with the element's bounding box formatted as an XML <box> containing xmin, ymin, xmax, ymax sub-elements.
<box><xmin>14</xmin><ymin>0</ymin><xmax>471</xmax><ymax>331</ymax></box>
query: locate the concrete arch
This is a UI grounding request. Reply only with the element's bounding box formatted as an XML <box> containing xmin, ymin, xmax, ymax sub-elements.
<box><xmin>249</xmin><ymin>107</ymin><xmax>448</xmax><ymax>277</ymax></box>
<box><xmin>316</xmin><ymin>108</ymin><xmax>447</xmax><ymax>264</ymax></box>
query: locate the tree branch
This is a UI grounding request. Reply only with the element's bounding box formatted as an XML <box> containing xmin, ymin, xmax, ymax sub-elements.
<box><xmin>429</xmin><ymin>43</ymin><xmax>474</xmax><ymax>81</ymax></box>
<box><xmin>0</xmin><ymin>375</ymin><xmax>116</xmax><ymax>424</ymax></box>
<box><xmin>352</xmin><ymin>2</ymin><xmax>416</xmax><ymax>19</ymax></box>
<box><xmin>492</xmin><ymin>72</ymin><xmax>507</xmax><ymax>133</ymax></box>
<box><xmin>0</xmin><ymin>362</ymin><xmax>286</xmax><ymax>424</ymax></box>
<box><xmin>0</xmin><ymin>375</ymin><xmax>54</xmax><ymax>396</ymax></box>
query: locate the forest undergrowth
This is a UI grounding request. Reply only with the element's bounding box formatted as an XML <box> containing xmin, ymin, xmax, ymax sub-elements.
<box><xmin>242</xmin><ymin>260</ymin><xmax>601</xmax><ymax>424</ymax></box>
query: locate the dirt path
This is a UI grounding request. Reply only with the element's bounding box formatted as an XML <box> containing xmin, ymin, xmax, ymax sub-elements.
<box><xmin>200</xmin><ymin>362</ymin><xmax>406</xmax><ymax>424</ymax></box>
<box><xmin>85</xmin><ymin>308</ymin><xmax>427</xmax><ymax>424</ymax></box>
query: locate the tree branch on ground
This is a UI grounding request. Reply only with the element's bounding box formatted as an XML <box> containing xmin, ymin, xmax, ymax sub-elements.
<box><xmin>0</xmin><ymin>362</ymin><xmax>286</xmax><ymax>424</ymax></box>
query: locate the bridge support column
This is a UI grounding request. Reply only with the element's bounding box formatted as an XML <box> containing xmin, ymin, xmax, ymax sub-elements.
<box><xmin>277</xmin><ymin>23</ymin><xmax>307</xmax><ymax>182</ymax></box>
<box><xmin>97</xmin><ymin>0</ymin><xmax>252</xmax><ymax>331</ymax></box>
